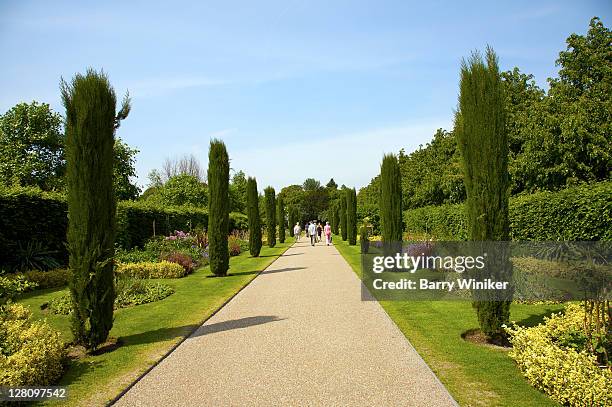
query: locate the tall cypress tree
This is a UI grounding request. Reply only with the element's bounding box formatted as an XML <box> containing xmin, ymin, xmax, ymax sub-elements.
<box><xmin>288</xmin><ymin>205</ymin><xmax>295</xmax><ymax>237</ymax></box>
<box><xmin>380</xmin><ymin>154</ymin><xmax>403</xmax><ymax>254</ymax></box>
<box><xmin>208</xmin><ymin>139</ymin><xmax>230</xmax><ymax>276</ymax></box>
<box><xmin>332</xmin><ymin>201</ymin><xmax>340</xmax><ymax>235</ymax></box>
<box><xmin>264</xmin><ymin>187</ymin><xmax>276</xmax><ymax>247</ymax></box>
<box><xmin>62</xmin><ymin>69</ymin><xmax>130</xmax><ymax>349</ymax></box>
<box><xmin>277</xmin><ymin>195</ymin><xmax>286</xmax><ymax>243</ymax></box>
<box><xmin>246</xmin><ymin>177</ymin><xmax>262</xmax><ymax>257</ymax></box>
<box><xmin>456</xmin><ymin>47</ymin><xmax>512</xmax><ymax>339</ymax></box>
<box><xmin>346</xmin><ymin>188</ymin><xmax>357</xmax><ymax>245</ymax></box>
<box><xmin>339</xmin><ymin>195</ymin><xmax>347</xmax><ymax>241</ymax></box>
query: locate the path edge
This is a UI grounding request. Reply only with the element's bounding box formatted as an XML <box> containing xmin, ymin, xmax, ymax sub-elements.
<box><xmin>107</xmin><ymin>242</ymin><xmax>294</xmax><ymax>407</ymax></box>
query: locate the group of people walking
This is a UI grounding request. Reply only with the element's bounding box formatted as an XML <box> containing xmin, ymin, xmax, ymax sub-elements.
<box><xmin>293</xmin><ymin>221</ymin><xmax>332</xmax><ymax>246</ymax></box>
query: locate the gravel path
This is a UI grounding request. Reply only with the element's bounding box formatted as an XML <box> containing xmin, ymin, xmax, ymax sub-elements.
<box><xmin>114</xmin><ymin>238</ymin><xmax>457</xmax><ymax>406</ymax></box>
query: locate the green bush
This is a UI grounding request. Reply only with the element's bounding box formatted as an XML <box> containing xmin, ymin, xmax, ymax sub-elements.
<box><xmin>12</xmin><ymin>269</ymin><xmax>71</xmax><ymax>290</ymax></box>
<box><xmin>115</xmin><ymin>261</ymin><xmax>187</xmax><ymax>279</ymax></box>
<box><xmin>47</xmin><ymin>279</ymin><xmax>174</xmax><ymax>314</ymax></box>
<box><xmin>506</xmin><ymin>304</ymin><xmax>612</xmax><ymax>407</ymax></box>
<box><xmin>0</xmin><ymin>303</ymin><xmax>66</xmax><ymax>386</ymax></box>
<box><xmin>403</xmin><ymin>181</ymin><xmax>612</xmax><ymax>240</ymax></box>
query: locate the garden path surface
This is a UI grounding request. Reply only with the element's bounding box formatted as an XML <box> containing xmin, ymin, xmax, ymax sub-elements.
<box><xmin>114</xmin><ymin>238</ymin><xmax>457</xmax><ymax>407</ymax></box>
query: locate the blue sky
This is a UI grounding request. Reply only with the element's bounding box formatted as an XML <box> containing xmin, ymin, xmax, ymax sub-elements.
<box><xmin>1</xmin><ymin>0</ymin><xmax>609</xmax><ymax>191</ymax></box>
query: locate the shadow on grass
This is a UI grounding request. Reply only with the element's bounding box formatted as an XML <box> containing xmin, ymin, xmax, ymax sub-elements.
<box><xmin>192</xmin><ymin>315</ymin><xmax>285</xmax><ymax>337</ymax></box>
<box><xmin>120</xmin><ymin>324</ymin><xmax>199</xmax><ymax>347</ymax></box>
<box><xmin>516</xmin><ymin>308</ymin><xmax>560</xmax><ymax>327</ymax></box>
<box><xmin>59</xmin><ymin>359</ymin><xmax>105</xmax><ymax>387</ymax></box>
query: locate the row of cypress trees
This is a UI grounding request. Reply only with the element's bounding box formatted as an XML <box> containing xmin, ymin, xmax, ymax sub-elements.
<box><xmin>264</xmin><ymin>187</ymin><xmax>276</xmax><ymax>248</ymax></box>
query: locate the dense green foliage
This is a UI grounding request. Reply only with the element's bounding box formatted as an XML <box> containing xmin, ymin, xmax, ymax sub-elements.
<box><xmin>339</xmin><ymin>194</ymin><xmax>347</xmax><ymax>241</ymax></box>
<box><xmin>331</xmin><ymin>201</ymin><xmax>340</xmax><ymax>235</ymax></box>
<box><xmin>229</xmin><ymin>170</ymin><xmax>248</xmax><ymax>213</ymax></box>
<box><xmin>346</xmin><ymin>188</ymin><xmax>357</xmax><ymax>245</ymax></box>
<box><xmin>0</xmin><ymin>188</ymin><xmax>247</xmax><ymax>269</ymax></box>
<box><xmin>0</xmin><ymin>102</ymin><xmax>65</xmax><ymax>191</ymax></box>
<box><xmin>62</xmin><ymin>69</ymin><xmax>127</xmax><ymax>349</ymax></box>
<box><xmin>0</xmin><ymin>102</ymin><xmax>140</xmax><ymax>199</ymax></box>
<box><xmin>277</xmin><ymin>195</ymin><xmax>286</xmax><ymax>243</ymax></box>
<box><xmin>379</xmin><ymin>154</ymin><xmax>403</xmax><ymax>244</ymax></box>
<box><xmin>207</xmin><ymin>139</ymin><xmax>230</xmax><ymax>277</ymax></box>
<box><xmin>264</xmin><ymin>187</ymin><xmax>277</xmax><ymax>247</ymax></box>
<box><xmin>0</xmin><ymin>304</ymin><xmax>66</xmax><ymax>386</ymax></box>
<box><xmin>403</xmin><ymin>181</ymin><xmax>612</xmax><ymax>241</ymax></box>
<box><xmin>143</xmin><ymin>174</ymin><xmax>208</xmax><ymax>207</ymax></box>
<box><xmin>359</xmin><ymin>18</ymin><xmax>611</xmax><ymax>209</ymax></box>
<box><xmin>456</xmin><ymin>48</ymin><xmax>511</xmax><ymax>338</ymax></box>
<box><xmin>246</xmin><ymin>177</ymin><xmax>262</xmax><ymax>257</ymax></box>
<box><xmin>288</xmin><ymin>206</ymin><xmax>296</xmax><ymax>237</ymax></box>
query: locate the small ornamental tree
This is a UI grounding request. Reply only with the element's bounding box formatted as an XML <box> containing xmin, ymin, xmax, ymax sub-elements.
<box><xmin>246</xmin><ymin>177</ymin><xmax>262</xmax><ymax>257</ymax></box>
<box><xmin>380</xmin><ymin>153</ymin><xmax>403</xmax><ymax>255</ymax></box>
<box><xmin>340</xmin><ymin>194</ymin><xmax>348</xmax><ymax>241</ymax></box>
<box><xmin>264</xmin><ymin>187</ymin><xmax>276</xmax><ymax>247</ymax></box>
<box><xmin>277</xmin><ymin>195</ymin><xmax>286</xmax><ymax>243</ymax></box>
<box><xmin>346</xmin><ymin>188</ymin><xmax>357</xmax><ymax>245</ymax></box>
<box><xmin>207</xmin><ymin>139</ymin><xmax>230</xmax><ymax>276</ymax></box>
<box><xmin>288</xmin><ymin>205</ymin><xmax>295</xmax><ymax>237</ymax></box>
<box><xmin>62</xmin><ymin>69</ymin><xmax>130</xmax><ymax>349</ymax></box>
<box><xmin>456</xmin><ymin>47</ymin><xmax>512</xmax><ymax>339</ymax></box>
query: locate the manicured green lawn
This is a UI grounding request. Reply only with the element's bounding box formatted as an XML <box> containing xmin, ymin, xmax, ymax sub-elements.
<box><xmin>334</xmin><ymin>239</ymin><xmax>562</xmax><ymax>407</ymax></box>
<box><xmin>16</xmin><ymin>240</ymin><xmax>293</xmax><ymax>406</ymax></box>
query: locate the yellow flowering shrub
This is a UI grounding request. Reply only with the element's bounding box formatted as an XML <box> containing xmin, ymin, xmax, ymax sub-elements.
<box><xmin>116</xmin><ymin>260</ymin><xmax>186</xmax><ymax>279</ymax></box>
<box><xmin>505</xmin><ymin>304</ymin><xmax>612</xmax><ymax>407</ymax></box>
<box><xmin>0</xmin><ymin>304</ymin><xmax>66</xmax><ymax>386</ymax></box>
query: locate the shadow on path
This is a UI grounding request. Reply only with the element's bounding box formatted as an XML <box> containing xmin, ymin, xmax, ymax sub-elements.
<box><xmin>263</xmin><ymin>267</ymin><xmax>306</xmax><ymax>274</ymax></box>
<box><xmin>192</xmin><ymin>315</ymin><xmax>285</xmax><ymax>337</ymax></box>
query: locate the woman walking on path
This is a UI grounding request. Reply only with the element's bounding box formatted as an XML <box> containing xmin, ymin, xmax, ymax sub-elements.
<box><xmin>316</xmin><ymin>222</ymin><xmax>323</xmax><ymax>243</ymax></box>
<box><xmin>324</xmin><ymin>221</ymin><xmax>332</xmax><ymax>245</ymax></box>
<box><xmin>293</xmin><ymin>222</ymin><xmax>301</xmax><ymax>241</ymax></box>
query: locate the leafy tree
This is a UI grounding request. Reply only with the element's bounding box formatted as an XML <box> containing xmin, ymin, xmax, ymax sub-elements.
<box><xmin>113</xmin><ymin>138</ymin><xmax>140</xmax><ymax>200</ymax></box>
<box><xmin>151</xmin><ymin>174</ymin><xmax>208</xmax><ymax>207</ymax></box>
<box><xmin>326</xmin><ymin>178</ymin><xmax>338</xmax><ymax>189</ymax></box>
<box><xmin>264</xmin><ymin>187</ymin><xmax>276</xmax><ymax>247</ymax></box>
<box><xmin>277</xmin><ymin>195</ymin><xmax>286</xmax><ymax>243</ymax></box>
<box><xmin>346</xmin><ymin>187</ymin><xmax>357</xmax><ymax>245</ymax></box>
<box><xmin>380</xmin><ymin>154</ymin><xmax>403</xmax><ymax>246</ymax></box>
<box><xmin>246</xmin><ymin>177</ymin><xmax>262</xmax><ymax>257</ymax></box>
<box><xmin>456</xmin><ymin>47</ymin><xmax>512</xmax><ymax>339</ymax></box>
<box><xmin>230</xmin><ymin>170</ymin><xmax>248</xmax><ymax>213</ymax></box>
<box><xmin>208</xmin><ymin>139</ymin><xmax>230</xmax><ymax>276</ymax></box>
<box><xmin>513</xmin><ymin>17</ymin><xmax>611</xmax><ymax>191</ymax></box>
<box><xmin>0</xmin><ymin>101</ymin><xmax>141</xmax><ymax>198</ymax></box>
<box><xmin>62</xmin><ymin>69</ymin><xmax>130</xmax><ymax>349</ymax></box>
<box><xmin>303</xmin><ymin>178</ymin><xmax>321</xmax><ymax>191</ymax></box>
<box><xmin>0</xmin><ymin>102</ymin><xmax>65</xmax><ymax>190</ymax></box>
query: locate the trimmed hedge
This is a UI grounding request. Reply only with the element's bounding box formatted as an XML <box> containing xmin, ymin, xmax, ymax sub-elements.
<box><xmin>115</xmin><ymin>261</ymin><xmax>187</xmax><ymax>279</ymax></box>
<box><xmin>12</xmin><ymin>269</ymin><xmax>72</xmax><ymax>290</ymax></box>
<box><xmin>0</xmin><ymin>187</ymin><xmax>248</xmax><ymax>267</ymax></box>
<box><xmin>403</xmin><ymin>181</ymin><xmax>612</xmax><ymax>240</ymax></box>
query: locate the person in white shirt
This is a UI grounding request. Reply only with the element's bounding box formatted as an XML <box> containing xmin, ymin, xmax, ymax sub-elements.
<box><xmin>293</xmin><ymin>222</ymin><xmax>301</xmax><ymax>241</ymax></box>
<box><xmin>308</xmin><ymin>222</ymin><xmax>317</xmax><ymax>246</ymax></box>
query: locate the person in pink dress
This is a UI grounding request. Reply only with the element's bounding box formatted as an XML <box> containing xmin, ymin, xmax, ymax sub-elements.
<box><xmin>324</xmin><ymin>221</ymin><xmax>332</xmax><ymax>245</ymax></box>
